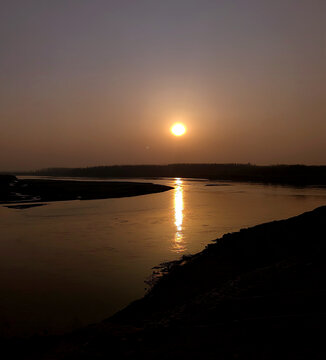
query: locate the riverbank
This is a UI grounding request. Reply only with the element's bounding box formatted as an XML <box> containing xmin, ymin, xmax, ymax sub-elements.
<box><xmin>0</xmin><ymin>176</ymin><xmax>173</xmax><ymax>206</ymax></box>
<box><xmin>24</xmin><ymin>163</ymin><xmax>326</xmax><ymax>186</ymax></box>
<box><xmin>4</xmin><ymin>205</ymin><xmax>326</xmax><ymax>359</ymax></box>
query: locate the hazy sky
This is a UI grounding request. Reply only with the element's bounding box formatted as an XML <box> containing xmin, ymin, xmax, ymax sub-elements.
<box><xmin>1</xmin><ymin>0</ymin><xmax>325</xmax><ymax>170</ymax></box>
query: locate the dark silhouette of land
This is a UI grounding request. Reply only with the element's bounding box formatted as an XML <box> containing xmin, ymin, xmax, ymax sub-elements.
<box><xmin>3</xmin><ymin>206</ymin><xmax>326</xmax><ymax>359</ymax></box>
<box><xmin>5</xmin><ymin>203</ymin><xmax>47</xmax><ymax>209</ymax></box>
<box><xmin>22</xmin><ymin>163</ymin><xmax>326</xmax><ymax>186</ymax></box>
<box><xmin>0</xmin><ymin>175</ymin><xmax>172</xmax><ymax>206</ymax></box>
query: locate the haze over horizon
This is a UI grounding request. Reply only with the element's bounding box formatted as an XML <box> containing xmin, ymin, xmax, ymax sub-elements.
<box><xmin>1</xmin><ymin>0</ymin><xmax>325</xmax><ymax>171</ymax></box>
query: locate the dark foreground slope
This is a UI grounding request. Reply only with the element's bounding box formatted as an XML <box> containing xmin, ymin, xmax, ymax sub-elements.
<box><xmin>4</xmin><ymin>206</ymin><xmax>326</xmax><ymax>359</ymax></box>
<box><xmin>0</xmin><ymin>176</ymin><xmax>172</xmax><ymax>205</ymax></box>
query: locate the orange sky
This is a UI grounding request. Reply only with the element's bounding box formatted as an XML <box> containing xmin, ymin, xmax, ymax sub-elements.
<box><xmin>0</xmin><ymin>0</ymin><xmax>325</xmax><ymax>170</ymax></box>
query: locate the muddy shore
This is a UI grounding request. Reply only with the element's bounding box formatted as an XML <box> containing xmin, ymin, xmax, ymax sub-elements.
<box><xmin>0</xmin><ymin>176</ymin><xmax>173</xmax><ymax>206</ymax></box>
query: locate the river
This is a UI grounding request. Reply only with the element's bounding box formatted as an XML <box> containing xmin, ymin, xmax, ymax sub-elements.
<box><xmin>1</xmin><ymin>177</ymin><xmax>326</xmax><ymax>336</ymax></box>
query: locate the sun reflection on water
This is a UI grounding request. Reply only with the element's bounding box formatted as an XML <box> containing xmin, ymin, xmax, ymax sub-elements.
<box><xmin>173</xmin><ymin>178</ymin><xmax>186</xmax><ymax>253</ymax></box>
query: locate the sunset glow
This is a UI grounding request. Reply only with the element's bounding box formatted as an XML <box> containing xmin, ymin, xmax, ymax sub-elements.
<box><xmin>171</xmin><ymin>123</ymin><xmax>186</xmax><ymax>137</ymax></box>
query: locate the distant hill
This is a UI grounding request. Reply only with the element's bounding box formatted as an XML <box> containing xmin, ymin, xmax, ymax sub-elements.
<box><xmin>22</xmin><ymin>164</ymin><xmax>326</xmax><ymax>186</ymax></box>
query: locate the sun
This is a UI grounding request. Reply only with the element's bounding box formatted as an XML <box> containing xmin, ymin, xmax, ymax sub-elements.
<box><xmin>171</xmin><ymin>123</ymin><xmax>186</xmax><ymax>136</ymax></box>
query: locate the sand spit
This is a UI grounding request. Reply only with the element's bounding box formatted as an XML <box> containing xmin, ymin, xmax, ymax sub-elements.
<box><xmin>0</xmin><ymin>176</ymin><xmax>173</xmax><ymax>205</ymax></box>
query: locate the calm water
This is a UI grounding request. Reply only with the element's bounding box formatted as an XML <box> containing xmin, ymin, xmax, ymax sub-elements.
<box><xmin>1</xmin><ymin>177</ymin><xmax>326</xmax><ymax>336</ymax></box>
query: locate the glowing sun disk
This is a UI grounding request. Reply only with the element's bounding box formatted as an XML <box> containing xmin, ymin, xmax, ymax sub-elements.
<box><xmin>171</xmin><ymin>123</ymin><xmax>186</xmax><ymax>136</ymax></box>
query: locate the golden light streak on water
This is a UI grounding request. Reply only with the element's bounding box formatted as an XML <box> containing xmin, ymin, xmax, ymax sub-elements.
<box><xmin>173</xmin><ymin>178</ymin><xmax>186</xmax><ymax>253</ymax></box>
